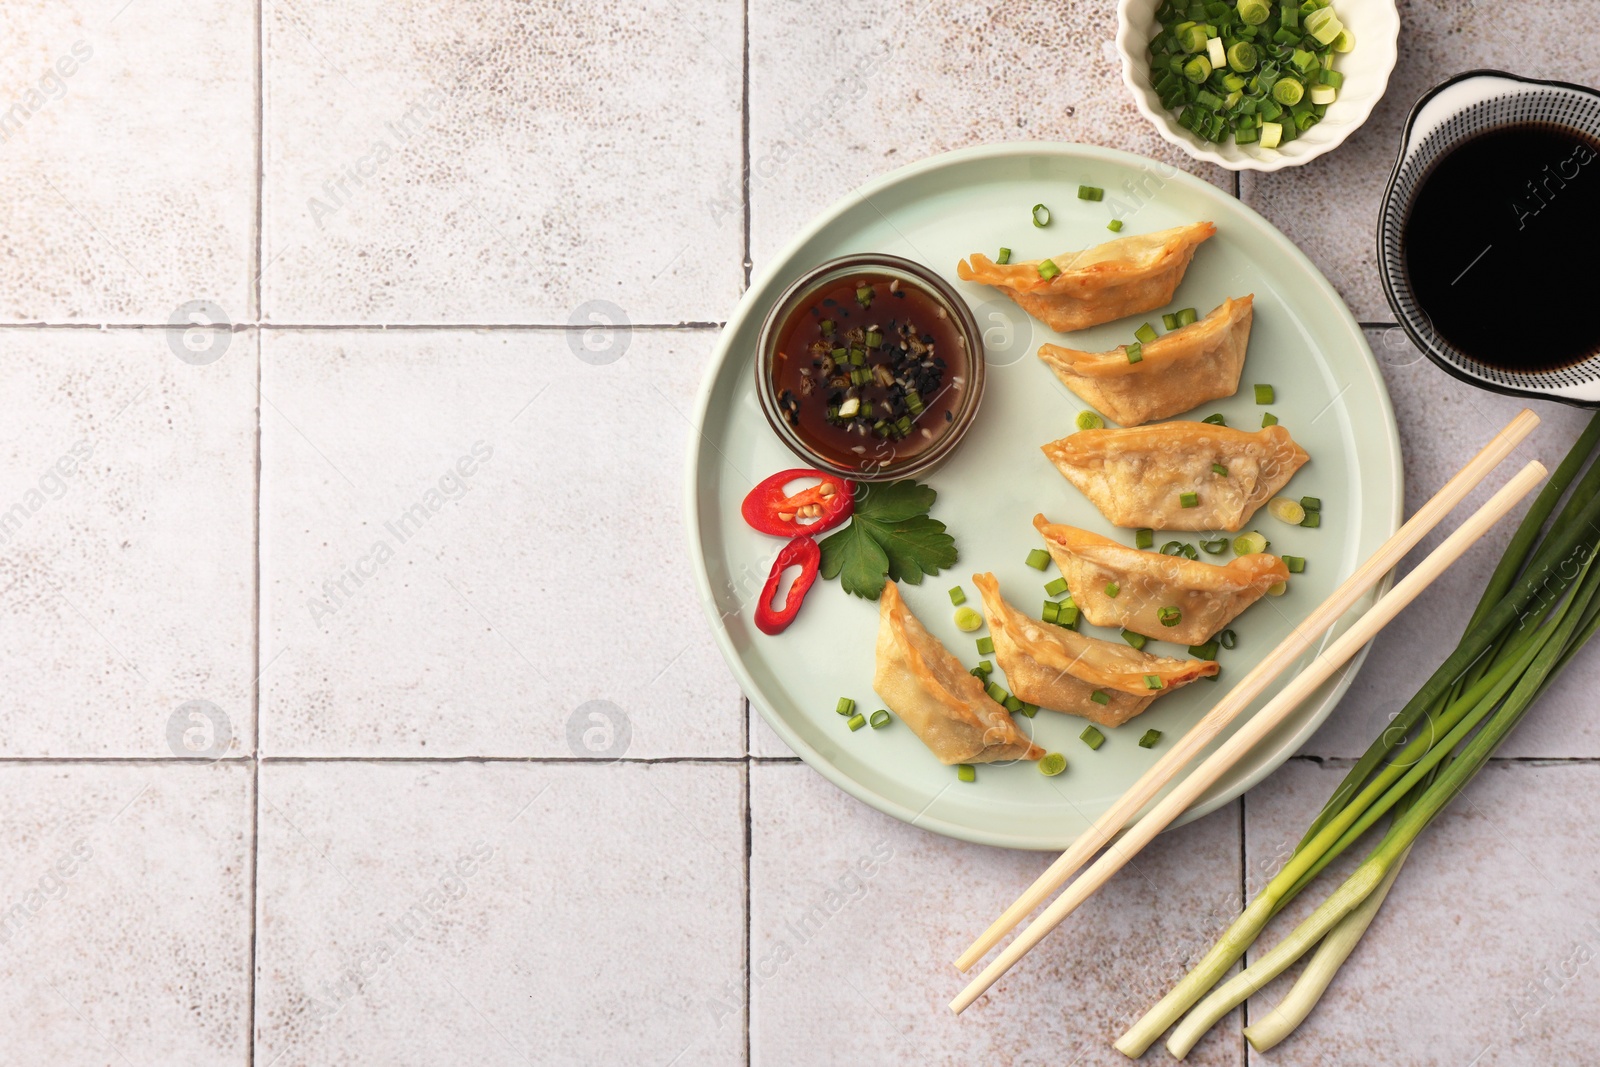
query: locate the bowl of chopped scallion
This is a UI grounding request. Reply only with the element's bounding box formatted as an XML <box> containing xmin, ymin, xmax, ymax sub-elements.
<box><xmin>1116</xmin><ymin>0</ymin><xmax>1398</xmax><ymax>171</ymax></box>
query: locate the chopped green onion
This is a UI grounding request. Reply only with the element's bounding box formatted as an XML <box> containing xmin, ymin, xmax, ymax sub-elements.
<box><xmin>1309</xmin><ymin>83</ymin><xmax>1336</xmax><ymax>105</ymax></box>
<box><xmin>1078</xmin><ymin>185</ymin><xmax>1105</xmax><ymax>201</ymax></box>
<box><xmin>836</xmin><ymin>697</ymin><xmax>856</xmax><ymax>717</ymax></box>
<box><xmin>1080</xmin><ymin>725</ymin><xmax>1106</xmax><ymax>750</ymax></box>
<box><xmin>1227</xmin><ymin>41</ymin><xmax>1257</xmax><ymax>72</ymax></box>
<box><xmin>1135</xmin><ymin>322</ymin><xmax>1159</xmax><ymax>344</ymax></box>
<box><xmin>1163</xmin><ymin>313</ymin><xmax>1180</xmax><ymax>330</ymax></box>
<box><xmin>856</xmin><ymin>284</ymin><xmax>874</xmax><ymax>307</ymax></box>
<box><xmin>1200</xmin><ymin>537</ymin><xmax>1229</xmax><ymax>554</ymax></box>
<box><xmin>1233</xmin><ymin>530</ymin><xmax>1269</xmax><ymax>555</ymax></box>
<box><xmin>1189</xmin><ymin>639</ymin><xmax>1220</xmax><ymax>659</ymax></box>
<box><xmin>1304</xmin><ymin>6</ymin><xmax>1343</xmax><ymax>45</ymax></box>
<box><xmin>985</xmin><ymin>681</ymin><xmax>1007</xmax><ymax>704</ymax></box>
<box><xmin>1202</xmin><ymin>412</ymin><xmax>1227</xmax><ymax>426</ymax></box>
<box><xmin>1218</xmin><ymin>628</ymin><xmax>1238</xmax><ymax>650</ymax></box>
<box><xmin>1122</xmin><ymin>629</ymin><xmax>1148</xmax><ymax>650</ymax></box>
<box><xmin>1003</xmin><ymin>694</ymin><xmax>1024</xmax><ymax>713</ymax></box>
<box><xmin>1037</xmin><ymin>258</ymin><xmax>1060</xmax><ymax>280</ymax></box>
<box><xmin>1262</xmin><ymin>412</ymin><xmax>1279</xmax><ymax>427</ymax></box>
<box><xmin>847</xmin><ymin>713</ymin><xmax>866</xmax><ymax>731</ymax></box>
<box><xmin>1284</xmin><ymin>555</ymin><xmax>1306</xmax><ymax>573</ymax></box>
<box><xmin>1176</xmin><ymin>307</ymin><xmax>1198</xmax><ymax>326</ymax></box>
<box><xmin>1260</xmin><ymin>121</ymin><xmax>1283</xmax><ymax>149</ymax></box>
<box><xmin>1301</xmin><ymin>510</ymin><xmax>1322</xmax><ymax>528</ymax></box>
<box><xmin>1136</xmin><ymin>528</ymin><xmax>1155</xmax><ymax>550</ymax></box>
<box><xmin>957</xmin><ymin>763</ymin><xmax>976</xmax><ymax>783</ymax></box>
<box><xmin>974</xmin><ymin>659</ymin><xmax>993</xmax><ymax>676</ymax></box>
<box><xmin>949</xmin><ymin>585</ymin><xmax>967</xmax><ymax>605</ymax></box>
<box><xmin>1332</xmin><ymin>27</ymin><xmax>1355</xmax><ymax>52</ymax></box>
<box><xmin>1272</xmin><ymin>77</ymin><xmax>1304</xmax><ymax>105</ymax></box>
<box><xmin>976</xmin><ymin>636</ymin><xmax>995</xmax><ymax>655</ymax></box>
<box><xmin>1237</xmin><ymin>0</ymin><xmax>1270</xmax><ymax>24</ymax></box>
<box><xmin>1268</xmin><ymin>497</ymin><xmax>1307</xmax><ymax>525</ymax></box>
<box><xmin>1158</xmin><ymin>606</ymin><xmax>1183</xmax><ymax>627</ymax></box>
<box><xmin>1039</xmin><ymin>752</ymin><xmax>1067</xmax><ymax>776</ymax></box>
<box><xmin>1042</xmin><ymin>599</ymin><xmax>1060</xmax><ymax>623</ymax></box>
<box><xmin>1254</xmin><ymin>384</ymin><xmax>1275</xmax><ymax>404</ymax></box>
<box><xmin>1267</xmin><ymin>580</ymin><xmax>1288</xmax><ymax>596</ymax></box>
<box><xmin>1138</xmin><ymin>729</ymin><xmax>1163</xmax><ymax>749</ymax></box>
<box><xmin>1045</xmin><ymin>577</ymin><xmax>1070</xmax><ymax>597</ymax></box>
<box><xmin>1026</xmin><ymin>548</ymin><xmax>1052</xmax><ymax>570</ymax></box>
<box><xmin>996</xmin><ymin>247</ymin><xmax>1012</xmax><ymax>265</ymax></box>
<box><xmin>1106</xmin><ymin>581</ymin><xmax>1121</xmax><ymax>598</ymax></box>
<box><xmin>1183</xmin><ymin>55</ymin><xmax>1212</xmax><ymax>83</ymax></box>
<box><xmin>955</xmin><ymin>607</ymin><xmax>984</xmax><ymax>632</ymax></box>
<box><xmin>1126</xmin><ymin>341</ymin><xmax>1144</xmax><ymax>364</ymax></box>
<box><xmin>1160</xmin><ymin>540</ymin><xmax>1188</xmax><ymax>556</ymax></box>
<box><xmin>1212</xmin><ymin>462</ymin><xmax>1229</xmax><ymax>475</ymax></box>
<box><xmin>869</xmin><ymin>709</ymin><xmax>891</xmax><ymax>729</ymax></box>
<box><xmin>1107</xmin><ymin>219</ymin><xmax>1124</xmax><ymax>232</ymax></box>
<box><xmin>1180</xmin><ymin>491</ymin><xmax>1199</xmax><ymax>508</ymax></box>
<box><xmin>1017</xmin><ymin>702</ymin><xmax>1038</xmax><ymax>718</ymax></box>
<box><xmin>1032</xmin><ymin>203</ymin><xmax>1051</xmax><ymax>227</ymax></box>
<box><xmin>1090</xmin><ymin>690</ymin><xmax>1111</xmax><ymax>705</ymax></box>
<box><xmin>1144</xmin><ymin>674</ymin><xmax>1164</xmax><ymax>690</ymax></box>
<box><xmin>1076</xmin><ymin>411</ymin><xmax>1105</xmax><ymax>430</ymax></box>
<box><xmin>1300</xmin><ymin>496</ymin><xmax>1323</xmax><ymax>512</ymax></box>
<box><xmin>819</xmin><ymin>319</ymin><xmax>835</xmax><ymax>337</ymax></box>
<box><xmin>1058</xmin><ymin>605</ymin><xmax>1081</xmax><ymax>627</ymax></box>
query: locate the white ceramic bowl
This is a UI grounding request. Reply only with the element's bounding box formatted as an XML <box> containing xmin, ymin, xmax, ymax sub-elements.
<box><xmin>1115</xmin><ymin>0</ymin><xmax>1399</xmax><ymax>171</ymax></box>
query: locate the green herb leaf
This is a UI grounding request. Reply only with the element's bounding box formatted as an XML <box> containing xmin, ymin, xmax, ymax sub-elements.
<box><xmin>818</xmin><ymin>520</ymin><xmax>890</xmax><ymax>600</ymax></box>
<box><xmin>818</xmin><ymin>480</ymin><xmax>958</xmax><ymax>599</ymax></box>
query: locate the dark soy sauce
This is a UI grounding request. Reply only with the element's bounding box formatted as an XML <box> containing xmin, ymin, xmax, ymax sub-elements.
<box><xmin>1402</xmin><ymin>123</ymin><xmax>1600</xmax><ymax>372</ymax></box>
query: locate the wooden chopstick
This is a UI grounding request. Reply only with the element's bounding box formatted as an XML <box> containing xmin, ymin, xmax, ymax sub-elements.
<box><xmin>949</xmin><ymin>454</ymin><xmax>1548</xmax><ymax>1015</ymax></box>
<box><xmin>953</xmin><ymin>408</ymin><xmax>1540</xmax><ymax>975</ymax></box>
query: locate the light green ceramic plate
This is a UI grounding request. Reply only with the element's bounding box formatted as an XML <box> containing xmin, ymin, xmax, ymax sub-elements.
<box><xmin>686</xmin><ymin>142</ymin><xmax>1401</xmax><ymax>850</ymax></box>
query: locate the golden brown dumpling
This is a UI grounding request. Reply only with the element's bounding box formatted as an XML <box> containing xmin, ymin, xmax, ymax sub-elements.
<box><xmin>1037</xmin><ymin>295</ymin><xmax>1254</xmax><ymax>427</ymax></box>
<box><xmin>1042</xmin><ymin>422</ymin><xmax>1309</xmax><ymax>532</ymax></box>
<box><xmin>971</xmin><ymin>573</ymin><xmax>1216</xmax><ymax>728</ymax></box>
<box><xmin>873</xmin><ymin>581</ymin><xmax>1044</xmax><ymax>764</ymax></box>
<box><xmin>956</xmin><ymin>223</ymin><xmax>1216</xmax><ymax>333</ymax></box>
<box><xmin>1032</xmin><ymin>517</ymin><xmax>1288</xmax><ymax>645</ymax></box>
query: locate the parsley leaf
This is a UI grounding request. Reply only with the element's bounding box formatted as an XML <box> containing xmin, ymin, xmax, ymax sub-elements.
<box><xmin>818</xmin><ymin>480</ymin><xmax>958</xmax><ymax>599</ymax></box>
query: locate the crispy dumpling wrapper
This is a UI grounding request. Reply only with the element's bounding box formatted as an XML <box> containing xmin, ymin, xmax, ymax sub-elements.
<box><xmin>1033</xmin><ymin>517</ymin><xmax>1288</xmax><ymax>645</ymax></box>
<box><xmin>1042</xmin><ymin>422</ymin><xmax>1309</xmax><ymax>532</ymax></box>
<box><xmin>873</xmin><ymin>581</ymin><xmax>1044</xmax><ymax>764</ymax></box>
<box><xmin>1038</xmin><ymin>295</ymin><xmax>1253</xmax><ymax>427</ymax></box>
<box><xmin>972</xmin><ymin>573</ymin><xmax>1216</xmax><ymax>727</ymax></box>
<box><xmin>956</xmin><ymin>223</ymin><xmax>1216</xmax><ymax>333</ymax></box>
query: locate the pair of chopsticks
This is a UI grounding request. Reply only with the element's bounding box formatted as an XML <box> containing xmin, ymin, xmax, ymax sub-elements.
<box><xmin>950</xmin><ymin>408</ymin><xmax>1545</xmax><ymax>1014</ymax></box>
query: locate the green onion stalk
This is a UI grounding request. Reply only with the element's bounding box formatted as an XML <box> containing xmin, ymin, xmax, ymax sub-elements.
<box><xmin>1115</xmin><ymin>413</ymin><xmax>1600</xmax><ymax>1059</ymax></box>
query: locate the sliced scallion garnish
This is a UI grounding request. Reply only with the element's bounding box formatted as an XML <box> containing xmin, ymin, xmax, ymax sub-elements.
<box><xmin>1026</xmin><ymin>548</ymin><xmax>1052</xmax><ymax>570</ymax></box>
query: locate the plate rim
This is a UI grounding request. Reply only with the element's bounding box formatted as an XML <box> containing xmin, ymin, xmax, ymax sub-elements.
<box><xmin>684</xmin><ymin>140</ymin><xmax>1403</xmax><ymax>849</ymax></box>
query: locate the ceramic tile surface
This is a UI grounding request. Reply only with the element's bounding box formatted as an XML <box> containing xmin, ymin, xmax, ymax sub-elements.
<box><xmin>260</xmin><ymin>326</ymin><xmax>740</xmax><ymax>757</ymax></box>
<box><xmin>748</xmin><ymin>0</ymin><xmax>1232</xmax><ymax>273</ymax></box>
<box><xmin>749</xmin><ymin>763</ymin><xmax>1246</xmax><ymax>1066</ymax></box>
<box><xmin>255</xmin><ymin>761</ymin><xmax>745</xmax><ymax>1067</ymax></box>
<box><xmin>4</xmin><ymin>0</ymin><xmax>1600</xmax><ymax>1063</ymax></box>
<box><xmin>0</xmin><ymin>327</ymin><xmax>256</xmax><ymax>757</ymax></box>
<box><xmin>0</xmin><ymin>0</ymin><xmax>254</xmax><ymax>322</ymax></box>
<box><xmin>261</xmin><ymin>0</ymin><xmax>744</xmax><ymax>324</ymax></box>
<box><xmin>0</xmin><ymin>763</ymin><xmax>252</xmax><ymax>1066</ymax></box>
<box><xmin>1242</xmin><ymin>760</ymin><xmax>1600</xmax><ymax>1066</ymax></box>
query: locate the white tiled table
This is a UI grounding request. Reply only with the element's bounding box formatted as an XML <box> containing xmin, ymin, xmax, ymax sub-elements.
<box><xmin>0</xmin><ymin>1</ymin><xmax>1595</xmax><ymax>1064</ymax></box>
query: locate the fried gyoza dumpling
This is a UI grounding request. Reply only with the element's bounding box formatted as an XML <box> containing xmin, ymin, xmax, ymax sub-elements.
<box><xmin>1037</xmin><ymin>295</ymin><xmax>1254</xmax><ymax>426</ymax></box>
<box><xmin>1042</xmin><ymin>422</ymin><xmax>1309</xmax><ymax>532</ymax></box>
<box><xmin>1032</xmin><ymin>517</ymin><xmax>1288</xmax><ymax>645</ymax></box>
<box><xmin>873</xmin><ymin>581</ymin><xmax>1044</xmax><ymax>764</ymax></box>
<box><xmin>972</xmin><ymin>573</ymin><xmax>1216</xmax><ymax>727</ymax></box>
<box><xmin>956</xmin><ymin>223</ymin><xmax>1216</xmax><ymax>334</ymax></box>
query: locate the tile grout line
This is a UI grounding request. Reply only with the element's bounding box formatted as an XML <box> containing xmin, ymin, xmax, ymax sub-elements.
<box><xmin>0</xmin><ymin>753</ymin><xmax>1597</xmax><ymax>765</ymax></box>
<box><xmin>741</xmin><ymin>0</ymin><xmax>753</xmax><ymax>1055</ymax></box>
<box><xmin>740</xmin><ymin>0</ymin><xmax>752</xmax><ymax>293</ymax></box>
<box><xmin>1238</xmin><ymin>792</ymin><xmax>1248</xmax><ymax>1060</ymax></box>
<box><xmin>247</xmin><ymin>1</ymin><xmax>265</xmax><ymax>1062</ymax></box>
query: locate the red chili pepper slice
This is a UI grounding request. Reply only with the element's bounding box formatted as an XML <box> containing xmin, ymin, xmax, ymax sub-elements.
<box><xmin>741</xmin><ymin>468</ymin><xmax>854</xmax><ymax>538</ymax></box>
<box><xmin>754</xmin><ymin>536</ymin><xmax>821</xmax><ymax>635</ymax></box>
